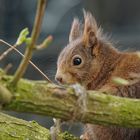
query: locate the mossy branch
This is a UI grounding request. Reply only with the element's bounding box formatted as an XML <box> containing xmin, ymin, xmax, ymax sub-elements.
<box><xmin>0</xmin><ymin>71</ymin><xmax>140</xmax><ymax>128</ymax></box>
<box><xmin>0</xmin><ymin>112</ymin><xmax>79</xmax><ymax>140</ymax></box>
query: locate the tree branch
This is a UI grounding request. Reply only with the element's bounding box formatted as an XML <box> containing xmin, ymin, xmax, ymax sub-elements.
<box><xmin>0</xmin><ymin>71</ymin><xmax>140</xmax><ymax>128</ymax></box>
<box><xmin>0</xmin><ymin>112</ymin><xmax>79</xmax><ymax>140</ymax></box>
<box><xmin>11</xmin><ymin>0</ymin><xmax>47</xmax><ymax>86</ymax></box>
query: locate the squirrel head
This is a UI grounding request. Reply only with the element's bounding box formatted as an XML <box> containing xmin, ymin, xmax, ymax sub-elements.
<box><xmin>55</xmin><ymin>11</ymin><xmax>118</xmax><ymax>87</ymax></box>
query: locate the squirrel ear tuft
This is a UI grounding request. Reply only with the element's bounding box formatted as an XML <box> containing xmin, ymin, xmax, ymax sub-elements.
<box><xmin>83</xmin><ymin>10</ymin><xmax>98</xmax><ymax>47</ymax></box>
<box><xmin>69</xmin><ymin>18</ymin><xmax>81</xmax><ymax>42</ymax></box>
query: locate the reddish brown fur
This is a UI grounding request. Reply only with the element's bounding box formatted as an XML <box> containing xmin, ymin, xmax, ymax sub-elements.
<box><xmin>55</xmin><ymin>11</ymin><xmax>140</xmax><ymax>140</ymax></box>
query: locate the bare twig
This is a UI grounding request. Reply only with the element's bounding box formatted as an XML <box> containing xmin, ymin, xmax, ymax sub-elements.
<box><xmin>11</xmin><ymin>0</ymin><xmax>47</xmax><ymax>86</ymax></box>
<box><xmin>0</xmin><ymin>85</ymin><xmax>12</xmax><ymax>104</ymax></box>
<box><xmin>0</xmin><ymin>28</ymin><xmax>29</xmax><ymax>61</ymax></box>
<box><xmin>4</xmin><ymin>63</ymin><xmax>13</xmax><ymax>74</ymax></box>
<box><xmin>0</xmin><ymin>39</ymin><xmax>52</xmax><ymax>82</ymax></box>
<box><xmin>0</xmin><ymin>44</ymin><xmax>19</xmax><ymax>61</ymax></box>
<box><xmin>36</xmin><ymin>35</ymin><xmax>53</xmax><ymax>50</ymax></box>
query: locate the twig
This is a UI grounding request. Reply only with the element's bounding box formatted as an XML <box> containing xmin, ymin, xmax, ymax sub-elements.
<box><xmin>0</xmin><ymin>28</ymin><xmax>30</xmax><ymax>61</ymax></box>
<box><xmin>0</xmin><ymin>39</ymin><xmax>52</xmax><ymax>82</ymax></box>
<box><xmin>0</xmin><ymin>85</ymin><xmax>12</xmax><ymax>104</ymax></box>
<box><xmin>36</xmin><ymin>35</ymin><xmax>53</xmax><ymax>50</ymax></box>
<box><xmin>11</xmin><ymin>0</ymin><xmax>47</xmax><ymax>86</ymax></box>
<box><xmin>0</xmin><ymin>45</ymin><xmax>18</xmax><ymax>61</ymax></box>
<box><xmin>4</xmin><ymin>63</ymin><xmax>13</xmax><ymax>74</ymax></box>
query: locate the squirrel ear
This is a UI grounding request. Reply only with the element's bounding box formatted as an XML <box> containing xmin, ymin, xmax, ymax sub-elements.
<box><xmin>69</xmin><ymin>18</ymin><xmax>81</xmax><ymax>42</ymax></box>
<box><xmin>83</xmin><ymin>10</ymin><xmax>98</xmax><ymax>48</ymax></box>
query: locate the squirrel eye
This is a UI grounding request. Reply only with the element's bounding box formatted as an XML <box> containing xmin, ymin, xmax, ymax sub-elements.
<box><xmin>73</xmin><ymin>57</ymin><xmax>82</xmax><ymax>65</ymax></box>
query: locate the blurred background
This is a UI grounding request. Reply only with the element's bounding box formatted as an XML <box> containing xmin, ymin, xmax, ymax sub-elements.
<box><xmin>0</xmin><ymin>0</ymin><xmax>140</xmax><ymax>137</ymax></box>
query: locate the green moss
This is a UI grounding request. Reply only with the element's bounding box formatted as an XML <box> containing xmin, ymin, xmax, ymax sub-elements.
<box><xmin>0</xmin><ymin>113</ymin><xmax>51</xmax><ymax>140</ymax></box>
<box><xmin>61</xmin><ymin>132</ymin><xmax>79</xmax><ymax>140</ymax></box>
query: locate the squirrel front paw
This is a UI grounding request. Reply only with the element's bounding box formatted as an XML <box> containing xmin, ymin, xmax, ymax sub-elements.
<box><xmin>50</xmin><ymin>118</ymin><xmax>61</xmax><ymax>140</ymax></box>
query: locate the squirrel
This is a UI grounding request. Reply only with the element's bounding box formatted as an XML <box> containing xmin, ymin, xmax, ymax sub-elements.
<box><xmin>55</xmin><ymin>11</ymin><xmax>140</xmax><ymax>140</ymax></box>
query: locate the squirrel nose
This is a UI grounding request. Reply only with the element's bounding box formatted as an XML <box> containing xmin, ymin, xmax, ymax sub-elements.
<box><xmin>55</xmin><ymin>76</ymin><xmax>63</xmax><ymax>83</ymax></box>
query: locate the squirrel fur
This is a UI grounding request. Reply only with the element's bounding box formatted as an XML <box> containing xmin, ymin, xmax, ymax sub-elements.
<box><xmin>55</xmin><ymin>11</ymin><xmax>140</xmax><ymax>140</ymax></box>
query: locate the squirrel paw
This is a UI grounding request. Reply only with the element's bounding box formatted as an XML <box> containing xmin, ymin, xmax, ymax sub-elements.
<box><xmin>71</xmin><ymin>84</ymin><xmax>87</xmax><ymax>112</ymax></box>
<box><xmin>50</xmin><ymin>118</ymin><xmax>61</xmax><ymax>140</ymax></box>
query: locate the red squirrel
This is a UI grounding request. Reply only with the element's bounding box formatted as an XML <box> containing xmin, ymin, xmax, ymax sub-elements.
<box><xmin>55</xmin><ymin>11</ymin><xmax>140</xmax><ymax>140</ymax></box>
